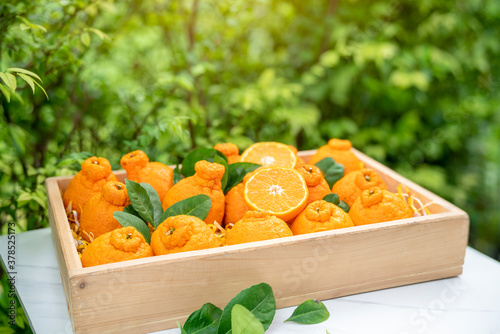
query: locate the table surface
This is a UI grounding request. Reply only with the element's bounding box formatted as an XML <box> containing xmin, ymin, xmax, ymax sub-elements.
<box><xmin>1</xmin><ymin>228</ymin><xmax>499</xmax><ymax>334</ymax></box>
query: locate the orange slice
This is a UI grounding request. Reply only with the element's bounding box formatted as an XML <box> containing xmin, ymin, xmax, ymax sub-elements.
<box><xmin>244</xmin><ymin>167</ymin><xmax>308</xmax><ymax>221</ymax></box>
<box><xmin>240</xmin><ymin>142</ymin><xmax>297</xmax><ymax>168</ymax></box>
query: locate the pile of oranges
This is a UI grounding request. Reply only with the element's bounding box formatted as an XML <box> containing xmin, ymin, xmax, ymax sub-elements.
<box><xmin>63</xmin><ymin>139</ymin><xmax>419</xmax><ymax>268</ymax></box>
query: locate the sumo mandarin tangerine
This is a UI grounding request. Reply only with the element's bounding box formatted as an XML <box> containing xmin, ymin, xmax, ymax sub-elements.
<box><xmin>214</xmin><ymin>143</ymin><xmax>241</xmax><ymax>164</ymax></box>
<box><xmin>225</xmin><ymin>211</ymin><xmax>293</xmax><ymax>245</ymax></box>
<box><xmin>81</xmin><ymin>226</ymin><xmax>153</xmax><ymax>267</ymax></box>
<box><xmin>332</xmin><ymin>168</ymin><xmax>388</xmax><ymax>207</ymax></box>
<box><xmin>290</xmin><ymin>200</ymin><xmax>354</xmax><ymax>235</ymax></box>
<box><xmin>308</xmin><ymin>139</ymin><xmax>362</xmax><ymax>175</ymax></box>
<box><xmin>162</xmin><ymin>160</ymin><xmax>225</xmax><ymax>225</ymax></box>
<box><xmin>296</xmin><ymin>164</ymin><xmax>331</xmax><ymax>206</ymax></box>
<box><xmin>150</xmin><ymin>215</ymin><xmax>221</xmax><ymax>255</ymax></box>
<box><xmin>349</xmin><ymin>186</ymin><xmax>413</xmax><ymax>226</ymax></box>
<box><xmin>80</xmin><ymin>181</ymin><xmax>130</xmax><ymax>242</ymax></box>
<box><xmin>120</xmin><ymin>150</ymin><xmax>174</xmax><ymax>201</ymax></box>
<box><xmin>63</xmin><ymin>156</ymin><xmax>118</xmax><ymax>216</ymax></box>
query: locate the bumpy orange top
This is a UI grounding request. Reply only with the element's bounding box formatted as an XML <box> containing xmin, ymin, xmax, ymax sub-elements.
<box><xmin>120</xmin><ymin>150</ymin><xmax>174</xmax><ymax>200</ymax></box>
<box><xmin>150</xmin><ymin>215</ymin><xmax>221</xmax><ymax>255</ymax></box>
<box><xmin>226</xmin><ymin>211</ymin><xmax>293</xmax><ymax>245</ymax></box>
<box><xmin>332</xmin><ymin>169</ymin><xmax>387</xmax><ymax>206</ymax></box>
<box><xmin>162</xmin><ymin>161</ymin><xmax>225</xmax><ymax>225</ymax></box>
<box><xmin>349</xmin><ymin>186</ymin><xmax>413</xmax><ymax>226</ymax></box>
<box><xmin>290</xmin><ymin>200</ymin><xmax>354</xmax><ymax>235</ymax></box>
<box><xmin>63</xmin><ymin>156</ymin><xmax>118</xmax><ymax>216</ymax></box>
<box><xmin>214</xmin><ymin>143</ymin><xmax>241</xmax><ymax>164</ymax></box>
<box><xmin>81</xmin><ymin>226</ymin><xmax>153</xmax><ymax>267</ymax></box>
<box><xmin>308</xmin><ymin>139</ymin><xmax>362</xmax><ymax>175</ymax></box>
<box><xmin>80</xmin><ymin>181</ymin><xmax>130</xmax><ymax>242</ymax></box>
<box><xmin>296</xmin><ymin>164</ymin><xmax>331</xmax><ymax>206</ymax></box>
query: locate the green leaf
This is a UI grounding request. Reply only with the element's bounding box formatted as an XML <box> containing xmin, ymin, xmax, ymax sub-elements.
<box><xmin>18</xmin><ymin>73</ymin><xmax>35</xmax><ymax>94</ymax></box>
<box><xmin>322</xmin><ymin>193</ymin><xmax>340</xmax><ymax>205</ymax></box>
<box><xmin>158</xmin><ymin>194</ymin><xmax>211</xmax><ymax>224</ymax></box>
<box><xmin>88</xmin><ymin>27</ymin><xmax>111</xmax><ymax>41</ymax></box>
<box><xmin>80</xmin><ymin>32</ymin><xmax>91</xmax><ymax>47</ymax></box>
<box><xmin>33</xmin><ymin>79</ymin><xmax>48</xmax><ymax>99</ymax></box>
<box><xmin>17</xmin><ymin>192</ymin><xmax>32</xmax><ymax>207</ymax></box>
<box><xmin>182</xmin><ymin>303</ymin><xmax>222</xmax><ymax>334</ymax></box>
<box><xmin>125</xmin><ymin>179</ymin><xmax>155</xmax><ymax>225</ymax></box>
<box><xmin>113</xmin><ymin>211</ymin><xmax>151</xmax><ymax>244</ymax></box>
<box><xmin>7</xmin><ymin>68</ymin><xmax>42</xmax><ymax>82</ymax></box>
<box><xmin>123</xmin><ymin>204</ymin><xmax>141</xmax><ymax>218</ymax></box>
<box><xmin>140</xmin><ymin>182</ymin><xmax>163</xmax><ymax>228</ymax></box>
<box><xmin>322</xmin><ymin>194</ymin><xmax>349</xmax><ymax>213</ymax></box>
<box><xmin>315</xmin><ymin>157</ymin><xmax>344</xmax><ymax>188</ymax></box>
<box><xmin>231</xmin><ymin>304</ymin><xmax>265</xmax><ymax>334</ymax></box>
<box><xmin>217</xmin><ymin>283</ymin><xmax>276</xmax><ymax>334</ymax></box>
<box><xmin>284</xmin><ymin>299</ymin><xmax>330</xmax><ymax>324</ymax></box>
<box><xmin>173</xmin><ymin>165</ymin><xmax>182</xmax><ymax>184</ymax></box>
<box><xmin>338</xmin><ymin>201</ymin><xmax>350</xmax><ymax>213</ymax></box>
<box><xmin>0</xmin><ymin>83</ymin><xmax>11</xmax><ymax>102</ymax></box>
<box><xmin>56</xmin><ymin>151</ymin><xmax>93</xmax><ymax>169</ymax></box>
<box><xmin>0</xmin><ymin>326</ymin><xmax>16</xmax><ymax>334</ymax></box>
<box><xmin>177</xmin><ymin>321</ymin><xmax>188</xmax><ymax>334</ymax></box>
<box><xmin>18</xmin><ymin>17</ymin><xmax>47</xmax><ymax>33</ymax></box>
<box><xmin>181</xmin><ymin>148</ymin><xmax>228</xmax><ymax>178</ymax></box>
<box><xmin>214</xmin><ymin>154</ymin><xmax>228</xmax><ymax>191</ymax></box>
<box><xmin>224</xmin><ymin>163</ymin><xmax>260</xmax><ymax>194</ymax></box>
<box><xmin>0</xmin><ymin>72</ymin><xmax>13</xmax><ymax>91</ymax></box>
<box><xmin>6</xmin><ymin>73</ymin><xmax>16</xmax><ymax>92</ymax></box>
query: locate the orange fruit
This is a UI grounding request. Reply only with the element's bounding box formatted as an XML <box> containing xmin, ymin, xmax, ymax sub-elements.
<box><xmin>81</xmin><ymin>226</ymin><xmax>153</xmax><ymax>267</ymax></box>
<box><xmin>63</xmin><ymin>156</ymin><xmax>118</xmax><ymax>216</ymax></box>
<box><xmin>223</xmin><ymin>170</ymin><xmax>260</xmax><ymax>228</ymax></box>
<box><xmin>295</xmin><ymin>156</ymin><xmax>306</xmax><ymax>168</ymax></box>
<box><xmin>120</xmin><ymin>150</ymin><xmax>174</xmax><ymax>200</ymax></box>
<box><xmin>151</xmin><ymin>215</ymin><xmax>221</xmax><ymax>255</ymax></box>
<box><xmin>162</xmin><ymin>160</ymin><xmax>225</xmax><ymax>225</ymax></box>
<box><xmin>332</xmin><ymin>169</ymin><xmax>388</xmax><ymax>207</ymax></box>
<box><xmin>214</xmin><ymin>143</ymin><xmax>241</xmax><ymax>164</ymax></box>
<box><xmin>224</xmin><ymin>183</ymin><xmax>249</xmax><ymax>228</ymax></box>
<box><xmin>80</xmin><ymin>181</ymin><xmax>130</xmax><ymax>242</ymax></box>
<box><xmin>349</xmin><ymin>186</ymin><xmax>413</xmax><ymax>226</ymax></box>
<box><xmin>244</xmin><ymin>166</ymin><xmax>308</xmax><ymax>222</ymax></box>
<box><xmin>226</xmin><ymin>211</ymin><xmax>292</xmax><ymax>245</ymax></box>
<box><xmin>296</xmin><ymin>164</ymin><xmax>331</xmax><ymax>206</ymax></box>
<box><xmin>308</xmin><ymin>139</ymin><xmax>362</xmax><ymax>175</ymax></box>
<box><xmin>240</xmin><ymin>142</ymin><xmax>297</xmax><ymax>168</ymax></box>
<box><xmin>290</xmin><ymin>200</ymin><xmax>354</xmax><ymax>235</ymax></box>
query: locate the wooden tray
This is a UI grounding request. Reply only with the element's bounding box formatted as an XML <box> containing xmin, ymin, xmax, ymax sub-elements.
<box><xmin>46</xmin><ymin>149</ymin><xmax>469</xmax><ymax>334</ymax></box>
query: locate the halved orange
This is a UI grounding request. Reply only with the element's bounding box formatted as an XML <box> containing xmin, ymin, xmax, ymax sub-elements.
<box><xmin>240</xmin><ymin>142</ymin><xmax>297</xmax><ymax>168</ymax></box>
<box><xmin>244</xmin><ymin>167</ymin><xmax>309</xmax><ymax>222</ymax></box>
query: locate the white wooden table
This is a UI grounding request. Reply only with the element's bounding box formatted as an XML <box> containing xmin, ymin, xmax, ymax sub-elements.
<box><xmin>1</xmin><ymin>228</ymin><xmax>499</xmax><ymax>334</ymax></box>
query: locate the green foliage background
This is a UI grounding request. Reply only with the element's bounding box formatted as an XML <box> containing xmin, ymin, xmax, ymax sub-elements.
<box><xmin>0</xmin><ymin>0</ymin><xmax>499</xmax><ymax>330</ymax></box>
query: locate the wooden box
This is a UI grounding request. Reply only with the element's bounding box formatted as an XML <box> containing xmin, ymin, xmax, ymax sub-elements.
<box><xmin>46</xmin><ymin>149</ymin><xmax>469</xmax><ymax>334</ymax></box>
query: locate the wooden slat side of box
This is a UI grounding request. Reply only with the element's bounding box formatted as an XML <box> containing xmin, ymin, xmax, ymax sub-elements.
<box><xmin>67</xmin><ymin>212</ymin><xmax>468</xmax><ymax>334</ymax></box>
<box><xmin>46</xmin><ymin>178</ymin><xmax>79</xmax><ymax>329</ymax></box>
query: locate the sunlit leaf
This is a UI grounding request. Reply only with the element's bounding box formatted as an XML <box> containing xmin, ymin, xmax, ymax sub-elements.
<box><xmin>7</xmin><ymin>68</ymin><xmax>42</xmax><ymax>82</ymax></box>
<box><xmin>18</xmin><ymin>73</ymin><xmax>35</xmax><ymax>94</ymax></box>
